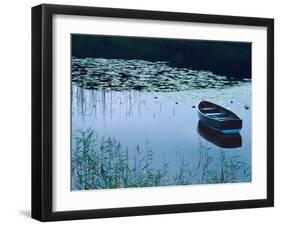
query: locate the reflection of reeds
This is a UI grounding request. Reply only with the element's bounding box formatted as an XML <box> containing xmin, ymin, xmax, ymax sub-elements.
<box><xmin>72</xmin><ymin>128</ymin><xmax>251</xmax><ymax>190</ymax></box>
<box><xmin>72</xmin><ymin>86</ymin><xmax>143</xmax><ymax>122</ymax></box>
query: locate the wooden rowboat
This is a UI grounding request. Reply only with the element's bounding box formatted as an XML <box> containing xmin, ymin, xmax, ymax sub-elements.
<box><xmin>197</xmin><ymin>101</ymin><xmax>242</xmax><ymax>134</ymax></box>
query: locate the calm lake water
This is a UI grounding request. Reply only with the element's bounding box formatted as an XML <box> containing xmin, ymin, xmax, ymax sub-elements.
<box><xmin>71</xmin><ymin>58</ymin><xmax>252</xmax><ymax>190</ymax></box>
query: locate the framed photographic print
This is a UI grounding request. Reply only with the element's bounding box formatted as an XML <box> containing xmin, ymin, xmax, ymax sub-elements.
<box><xmin>32</xmin><ymin>4</ymin><xmax>274</xmax><ymax>221</ymax></box>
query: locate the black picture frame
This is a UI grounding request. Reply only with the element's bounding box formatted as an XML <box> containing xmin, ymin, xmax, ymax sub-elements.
<box><xmin>32</xmin><ymin>4</ymin><xmax>274</xmax><ymax>222</ymax></box>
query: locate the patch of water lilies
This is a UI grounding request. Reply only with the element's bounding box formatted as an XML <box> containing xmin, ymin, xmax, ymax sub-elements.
<box><xmin>72</xmin><ymin>57</ymin><xmax>251</xmax><ymax>92</ymax></box>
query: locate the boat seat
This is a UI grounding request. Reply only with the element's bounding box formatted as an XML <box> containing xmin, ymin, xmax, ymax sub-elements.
<box><xmin>201</xmin><ymin>107</ymin><xmax>216</xmax><ymax>111</ymax></box>
<box><xmin>206</xmin><ymin>113</ymin><xmax>224</xmax><ymax>116</ymax></box>
<box><xmin>201</xmin><ymin>107</ymin><xmax>218</xmax><ymax>113</ymax></box>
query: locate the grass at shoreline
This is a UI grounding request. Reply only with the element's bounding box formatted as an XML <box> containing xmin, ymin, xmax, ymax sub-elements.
<box><xmin>71</xmin><ymin>128</ymin><xmax>251</xmax><ymax>190</ymax></box>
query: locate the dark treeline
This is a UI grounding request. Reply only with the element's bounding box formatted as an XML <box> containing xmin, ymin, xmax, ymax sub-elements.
<box><xmin>72</xmin><ymin>35</ymin><xmax>251</xmax><ymax>78</ymax></box>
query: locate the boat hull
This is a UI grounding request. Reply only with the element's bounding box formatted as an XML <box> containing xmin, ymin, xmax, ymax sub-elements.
<box><xmin>197</xmin><ymin>101</ymin><xmax>242</xmax><ymax>134</ymax></box>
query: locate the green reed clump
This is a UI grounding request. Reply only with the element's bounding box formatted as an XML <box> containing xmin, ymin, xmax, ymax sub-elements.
<box><xmin>72</xmin><ymin>128</ymin><xmax>251</xmax><ymax>190</ymax></box>
<box><xmin>194</xmin><ymin>140</ymin><xmax>251</xmax><ymax>184</ymax></box>
<box><xmin>72</xmin><ymin>128</ymin><xmax>171</xmax><ymax>190</ymax></box>
<box><xmin>173</xmin><ymin>155</ymin><xmax>194</xmax><ymax>185</ymax></box>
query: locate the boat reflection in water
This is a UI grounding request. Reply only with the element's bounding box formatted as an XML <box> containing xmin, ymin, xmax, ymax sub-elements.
<box><xmin>197</xmin><ymin>121</ymin><xmax>242</xmax><ymax>148</ymax></box>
